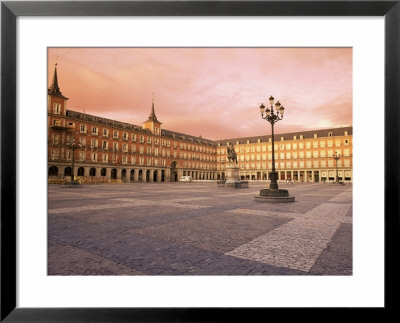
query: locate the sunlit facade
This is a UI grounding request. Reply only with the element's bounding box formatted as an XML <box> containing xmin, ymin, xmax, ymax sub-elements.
<box><xmin>48</xmin><ymin>66</ymin><xmax>217</xmax><ymax>183</ymax></box>
<box><xmin>216</xmin><ymin>127</ymin><xmax>353</xmax><ymax>183</ymax></box>
<box><xmin>48</xmin><ymin>65</ymin><xmax>352</xmax><ymax>184</ymax></box>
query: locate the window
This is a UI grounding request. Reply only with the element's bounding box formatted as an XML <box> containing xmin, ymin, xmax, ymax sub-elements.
<box><xmin>320</xmin><ymin>141</ymin><xmax>326</xmax><ymax>148</ymax></box>
<box><xmin>113</xmin><ymin>130</ymin><xmax>119</xmax><ymax>138</ymax></box>
<box><xmin>147</xmin><ymin>137</ymin><xmax>152</xmax><ymax>144</ymax></box>
<box><xmin>292</xmin><ymin>143</ymin><xmax>297</xmax><ymax>150</ymax></box>
<box><xmin>335</xmin><ymin>140</ymin><xmax>341</xmax><ymax>146</ymax></box>
<box><xmin>328</xmin><ymin>132</ymin><xmax>333</xmax><ymax>137</ymax></box>
<box><xmin>91</xmin><ymin>139</ymin><xmax>98</xmax><ymax>148</ymax></box>
<box><xmin>53</xmin><ymin>103</ymin><xmax>61</xmax><ymax>115</ymax></box>
<box><xmin>313</xmin><ymin>151</ymin><xmax>319</xmax><ymax>158</ymax></box>
<box><xmin>299</xmin><ymin>143</ymin><xmax>304</xmax><ymax>149</ymax></box>
<box><xmin>122</xmin><ymin>144</ymin><xmax>128</xmax><ymax>152</ymax></box>
<box><xmin>79</xmin><ymin>151</ymin><xmax>86</xmax><ymax>161</ymax></box>
<box><xmin>92</xmin><ymin>153</ymin><xmax>97</xmax><ymax>162</ymax></box>
<box><xmin>313</xmin><ymin>141</ymin><xmax>318</xmax><ymax>148</ymax></box>
<box><xmin>80</xmin><ymin>124</ymin><xmax>87</xmax><ymax>134</ymax></box>
<box><xmin>51</xmin><ymin>149</ymin><xmax>59</xmax><ymax>160</ymax></box>
<box><xmin>113</xmin><ymin>142</ymin><xmax>118</xmax><ymax>151</ymax></box>
<box><xmin>102</xmin><ymin>128</ymin><xmax>109</xmax><ymax>137</ymax></box>
<box><xmin>92</xmin><ymin>127</ymin><xmax>98</xmax><ymax>135</ymax></box>
<box><xmin>123</xmin><ymin>132</ymin><xmax>128</xmax><ymax>140</ymax></box>
<box><xmin>103</xmin><ymin>154</ymin><xmax>108</xmax><ymax>162</ymax></box>
<box><xmin>306</xmin><ymin>142</ymin><xmax>311</xmax><ymax>148</ymax></box>
<box><xmin>52</xmin><ymin>134</ymin><xmax>59</xmax><ymax>144</ymax></box>
<box><xmin>102</xmin><ymin>141</ymin><xmax>108</xmax><ymax>149</ymax></box>
<box><xmin>140</xmin><ymin>135</ymin><xmax>144</xmax><ymax>143</ymax></box>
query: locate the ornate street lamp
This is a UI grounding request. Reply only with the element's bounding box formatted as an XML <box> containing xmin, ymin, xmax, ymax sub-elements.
<box><xmin>254</xmin><ymin>96</ymin><xmax>294</xmax><ymax>202</ymax></box>
<box><xmin>332</xmin><ymin>151</ymin><xmax>341</xmax><ymax>183</ymax></box>
<box><xmin>66</xmin><ymin>137</ymin><xmax>83</xmax><ymax>184</ymax></box>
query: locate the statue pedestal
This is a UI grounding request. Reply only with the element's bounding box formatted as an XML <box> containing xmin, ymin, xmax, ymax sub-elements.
<box><xmin>225</xmin><ymin>165</ymin><xmax>246</xmax><ymax>189</ymax></box>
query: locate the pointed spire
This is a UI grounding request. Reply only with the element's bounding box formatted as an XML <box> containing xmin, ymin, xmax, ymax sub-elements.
<box><xmin>147</xmin><ymin>92</ymin><xmax>159</xmax><ymax>122</ymax></box>
<box><xmin>48</xmin><ymin>63</ymin><xmax>68</xmax><ymax>99</ymax></box>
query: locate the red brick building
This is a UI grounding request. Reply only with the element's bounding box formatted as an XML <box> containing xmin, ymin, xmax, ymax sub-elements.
<box><xmin>48</xmin><ymin>65</ymin><xmax>352</xmax><ymax>184</ymax></box>
<box><xmin>48</xmin><ymin>65</ymin><xmax>217</xmax><ymax>183</ymax></box>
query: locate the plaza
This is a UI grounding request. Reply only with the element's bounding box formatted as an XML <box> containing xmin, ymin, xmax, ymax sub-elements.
<box><xmin>48</xmin><ymin>182</ymin><xmax>352</xmax><ymax>275</ymax></box>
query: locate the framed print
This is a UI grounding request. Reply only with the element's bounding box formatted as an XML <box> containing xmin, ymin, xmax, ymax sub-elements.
<box><xmin>1</xmin><ymin>1</ymin><xmax>399</xmax><ymax>321</ymax></box>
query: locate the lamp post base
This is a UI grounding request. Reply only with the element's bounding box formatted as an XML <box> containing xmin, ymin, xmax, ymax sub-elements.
<box><xmin>254</xmin><ymin>188</ymin><xmax>295</xmax><ymax>203</ymax></box>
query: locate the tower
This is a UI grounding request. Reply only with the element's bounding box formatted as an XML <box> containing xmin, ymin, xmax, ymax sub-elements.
<box><xmin>48</xmin><ymin>63</ymin><xmax>68</xmax><ymax>116</ymax></box>
<box><xmin>142</xmin><ymin>93</ymin><xmax>162</xmax><ymax>135</ymax></box>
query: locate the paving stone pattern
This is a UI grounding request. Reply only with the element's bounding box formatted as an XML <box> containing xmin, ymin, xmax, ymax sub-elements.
<box><xmin>48</xmin><ymin>182</ymin><xmax>352</xmax><ymax>275</ymax></box>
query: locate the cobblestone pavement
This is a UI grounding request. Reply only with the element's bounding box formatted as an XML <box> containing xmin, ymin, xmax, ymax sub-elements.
<box><xmin>48</xmin><ymin>182</ymin><xmax>352</xmax><ymax>275</ymax></box>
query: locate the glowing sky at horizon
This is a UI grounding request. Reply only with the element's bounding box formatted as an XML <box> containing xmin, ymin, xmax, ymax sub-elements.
<box><xmin>48</xmin><ymin>48</ymin><xmax>352</xmax><ymax>140</ymax></box>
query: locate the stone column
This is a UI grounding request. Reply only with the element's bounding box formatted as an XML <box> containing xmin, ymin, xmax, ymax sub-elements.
<box><xmin>116</xmin><ymin>168</ymin><xmax>122</xmax><ymax>180</ymax></box>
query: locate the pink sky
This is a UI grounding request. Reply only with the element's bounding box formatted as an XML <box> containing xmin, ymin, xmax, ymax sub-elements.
<box><xmin>48</xmin><ymin>48</ymin><xmax>352</xmax><ymax>140</ymax></box>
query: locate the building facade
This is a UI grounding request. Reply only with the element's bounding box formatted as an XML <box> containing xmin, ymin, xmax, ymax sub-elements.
<box><xmin>48</xmin><ymin>65</ymin><xmax>352</xmax><ymax>184</ymax></box>
<box><xmin>215</xmin><ymin>127</ymin><xmax>353</xmax><ymax>183</ymax></box>
<box><xmin>48</xmin><ymin>65</ymin><xmax>217</xmax><ymax>183</ymax></box>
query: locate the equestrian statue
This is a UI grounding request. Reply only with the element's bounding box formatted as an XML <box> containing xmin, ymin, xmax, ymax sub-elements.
<box><xmin>227</xmin><ymin>144</ymin><xmax>238</xmax><ymax>165</ymax></box>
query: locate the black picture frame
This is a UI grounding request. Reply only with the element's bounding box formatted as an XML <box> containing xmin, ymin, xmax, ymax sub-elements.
<box><xmin>1</xmin><ymin>1</ymin><xmax>399</xmax><ymax>321</ymax></box>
